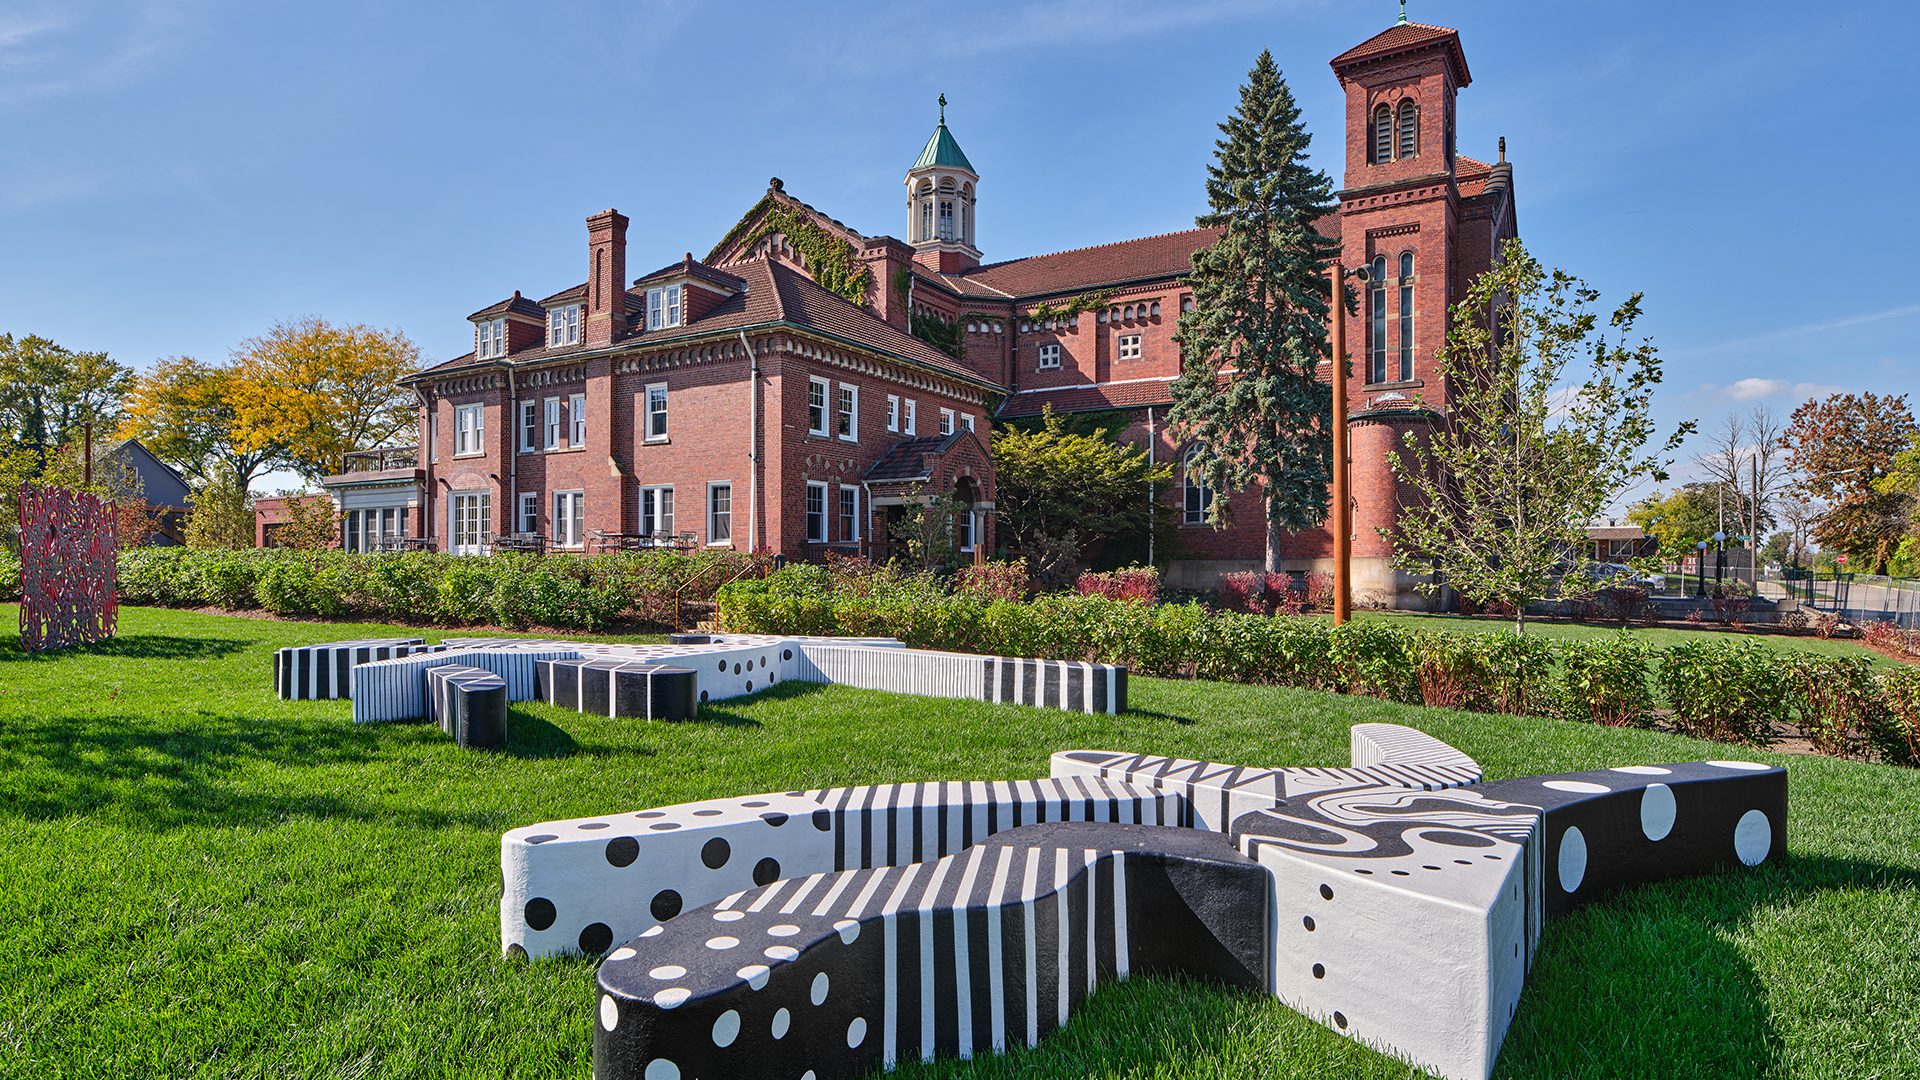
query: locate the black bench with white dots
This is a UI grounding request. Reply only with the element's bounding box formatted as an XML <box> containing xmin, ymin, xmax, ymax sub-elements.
<box><xmin>554</xmin><ymin>726</ymin><xmax>1788</xmax><ymax>1080</ymax></box>
<box><xmin>273</xmin><ymin>638</ymin><xmax>441</xmax><ymax>700</ymax></box>
<box><xmin>426</xmin><ymin>664</ymin><xmax>509</xmax><ymax>750</ymax></box>
<box><xmin>533</xmin><ymin>657</ymin><xmax>699</xmax><ymax>721</ymax></box>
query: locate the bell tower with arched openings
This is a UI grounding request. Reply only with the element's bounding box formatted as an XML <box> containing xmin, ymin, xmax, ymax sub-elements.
<box><xmin>904</xmin><ymin>95</ymin><xmax>981</xmax><ymax>274</ymax></box>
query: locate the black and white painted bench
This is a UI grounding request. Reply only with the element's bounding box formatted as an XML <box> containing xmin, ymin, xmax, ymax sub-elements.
<box><xmin>427</xmin><ymin>664</ymin><xmax>509</xmax><ymax>750</ymax></box>
<box><xmin>543</xmin><ymin>724</ymin><xmax>1787</xmax><ymax>1080</ymax></box>
<box><xmin>350</xmin><ymin>646</ymin><xmax>583</xmax><ymax>724</ymax></box>
<box><xmin>274</xmin><ymin>639</ymin><xmax>441</xmax><ymax>700</ymax></box>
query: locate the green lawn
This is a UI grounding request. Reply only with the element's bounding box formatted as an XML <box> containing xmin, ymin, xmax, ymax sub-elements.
<box><xmin>1</xmin><ymin>606</ymin><xmax>1915</xmax><ymax>1079</ymax></box>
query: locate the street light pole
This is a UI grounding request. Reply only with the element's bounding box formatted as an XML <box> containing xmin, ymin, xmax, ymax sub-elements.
<box><xmin>1713</xmin><ymin>529</ymin><xmax>1726</xmax><ymax>593</ymax></box>
<box><xmin>1328</xmin><ymin>259</ymin><xmax>1369</xmax><ymax>626</ymax></box>
<box><xmin>1696</xmin><ymin>540</ymin><xmax>1708</xmax><ymax>598</ymax></box>
<box><xmin>1330</xmin><ymin>260</ymin><xmax>1351</xmax><ymax>626</ymax></box>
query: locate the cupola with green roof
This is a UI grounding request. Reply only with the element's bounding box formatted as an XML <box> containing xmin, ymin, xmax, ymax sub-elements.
<box><xmin>903</xmin><ymin>94</ymin><xmax>981</xmax><ymax>272</ymax></box>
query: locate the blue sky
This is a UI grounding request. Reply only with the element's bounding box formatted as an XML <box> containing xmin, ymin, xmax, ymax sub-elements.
<box><xmin>2</xmin><ymin>0</ymin><xmax>1913</xmax><ymax>501</ymax></box>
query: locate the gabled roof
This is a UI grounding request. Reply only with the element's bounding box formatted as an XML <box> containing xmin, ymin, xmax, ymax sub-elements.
<box><xmin>416</xmin><ymin>257</ymin><xmax>1002</xmax><ymax>391</ymax></box>
<box><xmin>996</xmin><ymin>377</ymin><xmax>1177</xmax><ymax>419</ymax></box>
<box><xmin>538</xmin><ymin>283</ymin><xmax>587</xmax><ymax>306</ymax></box>
<box><xmin>634</xmin><ymin>254</ymin><xmax>748</xmax><ymax>293</ymax></box>
<box><xmin>938</xmin><ymin>228</ymin><xmax>1224</xmax><ymax>299</ymax></box>
<box><xmin>912</xmin><ymin>121</ymin><xmax>975</xmax><ymax>174</ymax></box>
<box><xmin>1455</xmin><ymin>155</ymin><xmax>1493</xmax><ymax>197</ymax></box>
<box><xmin>467</xmin><ymin>290</ymin><xmax>547</xmax><ymax>321</ymax></box>
<box><xmin>1329</xmin><ymin>21</ymin><xmax>1470</xmax><ymax>87</ymax></box>
<box><xmin>864</xmin><ymin>431</ymin><xmax>971</xmax><ymax>484</ymax></box>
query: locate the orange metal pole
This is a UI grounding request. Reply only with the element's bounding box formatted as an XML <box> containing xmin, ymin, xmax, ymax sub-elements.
<box><xmin>1329</xmin><ymin>264</ymin><xmax>1351</xmax><ymax>625</ymax></box>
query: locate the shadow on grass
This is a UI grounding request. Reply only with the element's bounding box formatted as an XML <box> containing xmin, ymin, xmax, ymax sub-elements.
<box><xmin>688</xmin><ymin>678</ymin><xmax>841</xmax><ymax>727</ymax></box>
<box><xmin>503</xmin><ymin>709</ymin><xmax>582</xmax><ymax>759</ymax></box>
<box><xmin>0</xmin><ymin>712</ymin><xmax>506</xmax><ymax>832</ymax></box>
<box><xmin>891</xmin><ymin>852</ymin><xmax>1914</xmax><ymax>1079</ymax></box>
<box><xmin>0</xmin><ymin>632</ymin><xmax>253</xmax><ymax>663</ymax></box>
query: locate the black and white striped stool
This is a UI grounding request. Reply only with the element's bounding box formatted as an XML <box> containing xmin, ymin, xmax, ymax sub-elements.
<box><xmin>274</xmin><ymin>639</ymin><xmax>439</xmax><ymax>700</ymax></box>
<box><xmin>426</xmin><ymin>664</ymin><xmax>508</xmax><ymax>750</ymax></box>
<box><xmin>534</xmin><ymin>657</ymin><xmax>699</xmax><ymax>721</ymax></box>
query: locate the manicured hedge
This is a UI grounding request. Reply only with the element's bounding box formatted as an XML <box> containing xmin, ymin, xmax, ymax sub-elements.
<box><xmin>719</xmin><ymin>565</ymin><xmax>1920</xmax><ymax>759</ymax></box>
<box><xmin>27</xmin><ymin>547</ymin><xmax>757</xmax><ymax>630</ymax></box>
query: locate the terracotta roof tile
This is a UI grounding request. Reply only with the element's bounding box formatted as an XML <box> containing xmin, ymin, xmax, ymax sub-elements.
<box><xmin>1455</xmin><ymin>155</ymin><xmax>1493</xmax><ymax>197</ymax></box>
<box><xmin>864</xmin><ymin>432</ymin><xmax>968</xmax><ymax>483</ymax></box>
<box><xmin>417</xmin><ymin>258</ymin><xmax>1002</xmax><ymax>390</ymax></box>
<box><xmin>466</xmin><ymin>291</ymin><xmax>546</xmax><ymax>321</ymax></box>
<box><xmin>996</xmin><ymin>377</ymin><xmax>1176</xmax><ymax>418</ymax></box>
<box><xmin>1329</xmin><ymin>22</ymin><xmax>1470</xmax><ymax>86</ymax></box>
<box><xmin>938</xmin><ymin>228</ymin><xmax>1221</xmax><ymax>299</ymax></box>
<box><xmin>538</xmin><ymin>283</ymin><xmax>586</xmax><ymax>306</ymax></box>
<box><xmin>634</xmin><ymin>254</ymin><xmax>748</xmax><ymax>292</ymax></box>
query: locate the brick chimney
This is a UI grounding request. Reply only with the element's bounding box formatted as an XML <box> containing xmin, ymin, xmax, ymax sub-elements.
<box><xmin>585</xmin><ymin>209</ymin><xmax>628</xmax><ymax>346</ymax></box>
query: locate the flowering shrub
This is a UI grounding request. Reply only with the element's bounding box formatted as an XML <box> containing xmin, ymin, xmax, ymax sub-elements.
<box><xmin>1216</xmin><ymin>571</ymin><xmax>1264</xmax><ymax>614</ymax></box>
<box><xmin>955</xmin><ymin>560</ymin><xmax>1032</xmax><ymax>602</ymax></box>
<box><xmin>1860</xmin><ymin>620</ymin><xmax>1920</xmax><ymax>657</ymax></box>
<box><xmin>1302</xmin><ymin>571</ymin><xmax>1336</xmax><ymax>612</ymax></box>
<box><xmin>1075</xmin><ymin>566</ymin><xmax>1159</xmax><ymax>605</ymax></box>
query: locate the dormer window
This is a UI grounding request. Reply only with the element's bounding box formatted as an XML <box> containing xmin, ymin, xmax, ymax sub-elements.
<box><xmin>548</xmin><ymin>304</ymin><xmax>581</xmax><ymax>347</ymax></box>
<box><xmin>646</xmin><ymin>284</ymin><xmax>683</xmax><ymax>331</ymax></box>
<box><xmin>476</xmin><ymin>317</ymin><xmax>505</xmax><ymax>359</ymax></box>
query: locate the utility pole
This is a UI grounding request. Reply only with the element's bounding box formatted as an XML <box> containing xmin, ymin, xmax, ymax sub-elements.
<box><xmin>1330</xmin><ymin>261</ymin><xmax>1351</xmax><ymax>625</ymax></box>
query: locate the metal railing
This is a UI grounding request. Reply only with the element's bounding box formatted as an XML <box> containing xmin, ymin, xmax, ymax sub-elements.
<box><xmin>341</xmin><ymin>445</ymin><xmax>419</xmax><ymax>473</ymax></box>
<box><xmin>672</xmin><ymin>552</ymin><xmax>776</xmax><ymax>631</ymax></box>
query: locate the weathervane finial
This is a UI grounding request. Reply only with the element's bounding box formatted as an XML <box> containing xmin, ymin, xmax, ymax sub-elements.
<box><xmin>938</xmin><ymin>93</ymin><xmax>947</xmax><ymax>123</ymax></box>
<box><xmin>1397</xmin><ymin>0</ymin><xmax>1408</xmax><ymax>25</ymax></box>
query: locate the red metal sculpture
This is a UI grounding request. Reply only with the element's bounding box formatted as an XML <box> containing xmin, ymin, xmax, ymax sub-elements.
<box><xmin>18</xmin><ymin>483</ymin><xmax>118</xmax><ymax>651</ymax></box>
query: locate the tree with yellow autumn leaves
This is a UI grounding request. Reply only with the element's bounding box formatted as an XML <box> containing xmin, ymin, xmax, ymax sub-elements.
<box><xmin>123</xmin><ymin>317</ymin><xmax>419</xmax><ymax>486</ymax></box>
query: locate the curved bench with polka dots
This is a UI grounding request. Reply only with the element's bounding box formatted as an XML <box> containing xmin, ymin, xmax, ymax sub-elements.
<box><xmin>500</xmin><ymin>775</ymin><xmax>1183</xmax><ymax>960</ymax></box>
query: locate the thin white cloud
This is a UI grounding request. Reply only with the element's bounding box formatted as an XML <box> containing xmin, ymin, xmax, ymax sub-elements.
<box><xmin>0</xmin><ymin>1</ymin><xmax>206</xmax><ymax>110</ymax></box>
<box><xmin>1672</xmin><ymin>302</ymin><xmax>1920</xmax><ymax>359</ymax></box>
<box><xmin>1701</xmin><ymin>378</ymin><xmax>1847</xmax><ymax>403</ymax></box>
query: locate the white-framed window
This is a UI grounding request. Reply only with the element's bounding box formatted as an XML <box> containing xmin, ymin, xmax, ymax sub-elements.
<box><xmin>450</xmin><ymin>491</ymin><xmax>491</xmax><ymax>554</ymax></box>
<box><xmin>518</xmin><ymin>491</ymin><xmax>539</xmax><ymax>535</ymax></box>
<box><xmin>903</xmin><ymin>399</ymin><xmax>917</xmax><ymax>435</ymax></box>
<box><xmin>805</xmin><ymin>481</ymin><xmax>828</xmax><ymax>543</ymax></box>
<box><xmin>1038</xmin><ymin>343</ymin><xmax>1060</xmax><ymax>370</ymax></box>
<box><xmin>645</xmin><ymin>383</ymin><xmax>668</xmax><ymax>442</ymax></box>
<box><xmin>345</xmin><ymin>507</ymin><xmax>405</xmax><ymax>553</ymax></box>
<box><xmin>552</xmin><ymin>490</ymin><xmax>585</xmax><ymax>548</ymax></box>
<box><xmin>1183</xmin><ymin>450</ymin><xmax>1213</xmax><ymax>526</ymax></box>
<box><xmin>838</xmin><ymin>484</ymin><xmax>860</xmax><ymax>543</ymax></box>
<box><xmin>707</xmin><ymin>483</ymin><xmax>732</xmax><ymax>545</ymax></box>
<box><xmin>939</xmin><ymin>407</ymin><xmax>955</xmax><ymax>436</ymax></box>
<box><xmin>1369</xmin><ymin>254</ymin><xmax>1389</xmax><ymax>384</ymax></box>
<box><xmin>1118</xmin><ymin>334</ymin><xmax>1142</xmax><ymax>360</ymax></box>
<box><xmin>1398</xmin><ymin>251</ymin><xmax>1415</xmax><ymax>382</ymax></box>
<box><xmin>836</xmin><ymin>384</ymin><xmax>858</xmax><ymax>442</ymax></box>
<box><xmin>543</xmin><ymin>397</ymin><xmax>563</xmax><ymax>450</ymax></box>
<box><xmin>808</xmin><ymin>377</ymin><xmax>830</xmax><ymax>436</ymax></box>
<box><xmin>639</xmin><ymin>486</ymin><xmax>674</xmax><ymax>538</ymax></box>
<box><xmin>569</xmin><ymin>392</ymin><xmax>587</xmax><ymax>446</ymax></box>
<box><xmin>958</xmin><ymin>508</ymin><xmax>977</xmax><ymax>553</ymax></box>
<box><xmin>429</xmin><ymin>411</ymin><xmax>439</xmax><ymax>463</ymax></box>
<box><xmin>454</xmin><ymin>403</ymin><xmax>484</xmax><ymax>456</ymax></box>
<box><xmin>886</xmin><ymin>394</ymin><xmax>901</xmax><ymax>433</ymax></box>
<box><xmin>646</xmin><ymin>284</ymin><xmax>683</xmax><ymax>331</ymax></box>
<box><xmin>476</xmin><ymin>318</ymin><xmax>506</xmax><ymax>359</ymax></box>
<box><xmin>548</xmin><ymin>304</ymin><xmax>581</xmax><ymax>347</ymax></box>
<box><xmin>962</xmin><ymin>414</ymin><xmax>975</xmax><ymax>432</ymax></box>
<box><xmin>519</xmin><ymin>400</ymin><xmax>537</xmax><ymax>454</ymax></box>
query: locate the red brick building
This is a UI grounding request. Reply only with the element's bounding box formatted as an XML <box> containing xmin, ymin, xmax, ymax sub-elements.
<box><xmin>394</xmin><ymin>16</ymin><xmax>1516</xmax><ymax>599</ymax></box>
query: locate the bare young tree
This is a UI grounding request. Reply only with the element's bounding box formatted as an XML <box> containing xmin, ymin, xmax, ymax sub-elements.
<box><xmin>1778</xmin><ymin>495</ymin><xmax>1820</xmax><ymax>568</ymax></box>
<box><xmin>1694</xmin><ymin>406</ymin><xmax>1786</xmax><ymax>584</ymax></box>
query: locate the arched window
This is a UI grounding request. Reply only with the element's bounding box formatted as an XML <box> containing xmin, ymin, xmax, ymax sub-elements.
<box><xmin>1398</xmin><ymin>252</ymin><xmax>1415</xmax><ymax>381</ymax></box>
<box><xmin>1372</xmin><ymin>103</ymin><xmax>1393</xmax><ymax>163</ymax></box>
<box><xmin>1397</xmin><ymin>100</ymin><xmax>1418</xmax><ymax>159</ymax></box>
<box><xmin>1182</xmin><ymin>449</ymin><xmax>1213</xmax><ymax>526</ymax></box>
<box><xmin>937</xmin><ymin>199</ymin><xmax>954</xmax><ymax>240</ymax></box>
<box><xmin>1368</xmin><ymin>255</ymin><xmax>1388</xmax><ymax>383</ymax></box>
<box><xmin>919</xmin><ymin>199</ymin><xmax>933</xmax><ymax>242</ymax></box>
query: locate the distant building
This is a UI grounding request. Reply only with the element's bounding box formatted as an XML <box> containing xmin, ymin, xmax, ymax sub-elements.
<box><xmin>98</xmin><ymin>438</ymin><xmax>191</xmax><ymax>545</ymax></box>
<box><xmin>354</xmin><ymin>14</ymin><xmax>1518</xmax><ymax>601</ymax></box>
<box><xmin>1586</xmin><ymin>524</ymin><xmax>1655</xmax><ymax>562</ymax></box>
<box><xmin>253</xmin><ymin>493</ymin><xmax>333</xmax><ymax>548</ymax></box>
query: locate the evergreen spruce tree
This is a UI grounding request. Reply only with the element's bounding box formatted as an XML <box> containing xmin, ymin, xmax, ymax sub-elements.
<box><xmin>1169</xmin><ymin>50</ymin><xmax>1341</xmax><ymax>573</ymax></box>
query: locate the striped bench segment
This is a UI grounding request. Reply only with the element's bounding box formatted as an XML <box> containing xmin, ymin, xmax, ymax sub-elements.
<box><xmin>793</xmin><ymin>645</ymin><xmax>1127</xmax><ymax>715</ymax></box>
<box><xmin>1349</xmin><ymin>722</ymin><xmax>1483</xmax><ymax>787</ymax></box>
<box><xmin>500</xmin><ymin>774</ymin><xmax>1182</xmax><ymax>959</ymax></box>
<box><xmin>534</xmin><ymin>658</ymin><xmax>699</xmax><ymax>721</ymax></box>
<box><xmin>273</xmin><ymin>639</ymin><xmax>437</xmax><ymax>700</ymax></box>
<box><xmin>350</xmin><ymin>647</ymin><xmax>581</xmax><ymax>724</ymax></box>
<box><xmin>591</xmin><ymin>821</ymin><xmax>1267</xmax><ymax>1080</ymax></box>
<box><xmin>427</xmin><ymin>664</ymin><xmax>508</xmax><ymax>750</ymax></box>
